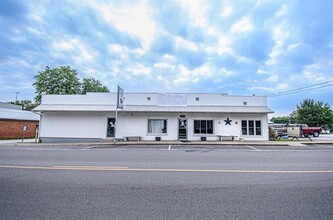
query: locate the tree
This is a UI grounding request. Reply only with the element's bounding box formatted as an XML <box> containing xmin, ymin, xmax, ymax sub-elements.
<box><xmin>11</xmin><ymin>100</ymin><xmax>37</xmax><ymax>111</ymax></box>
<box><xmin>33</xmin><ymin>66</ymin><xmax>81</xmax><ymax>104</ymax></box>
<box><xmin>270</xmin><ymin>115</ymin><xmax>296</xmax><ymax>124</ymax></box>
<box><xmin>81</xmin><ymin>77</ymin><xmax>109</xmax><ymax>94</ymax></box>
<box><xmin>295</xmin><ymin>99</ymin><xmax>333</xmax><ymax>130</ymax></box>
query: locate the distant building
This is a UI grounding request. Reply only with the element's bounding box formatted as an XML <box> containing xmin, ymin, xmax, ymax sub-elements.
<box><xmin>0</xmin><ymin>103</ymin><xmax>39</xmax><ymax>139</ymax></box>
<box><xmin>34</xmin><ymin>92</ymin><xmax>273</xmax><ymax>143</ymax></box>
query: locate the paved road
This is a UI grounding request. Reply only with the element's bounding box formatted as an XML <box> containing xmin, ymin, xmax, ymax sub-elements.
<box><xmin>1</xmin><ymin>144</ymin><xmax>333</xmax><ymax>219</ymax></box>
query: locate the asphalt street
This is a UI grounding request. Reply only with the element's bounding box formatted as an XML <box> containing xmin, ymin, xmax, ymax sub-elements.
<box><xmin>1</xmin><ymin>144</ymin><xmax>333</xmax><ymax>219</ymax></box>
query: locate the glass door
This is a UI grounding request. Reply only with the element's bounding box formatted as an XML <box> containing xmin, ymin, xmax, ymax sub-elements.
<box><xmin>107</xmin><ymin>118</ymin><xmax>115</xmax><ymax>137</ymax></box>
<box><xmin>178</xmin><ymin>119</ymin><xmax>187</xmax><ymax>140</ymax></box>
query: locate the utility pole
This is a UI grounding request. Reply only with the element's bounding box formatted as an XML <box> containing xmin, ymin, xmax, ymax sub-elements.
<box><xmin>14</xmin><ymin>92</ymin><xmax>20</xmax><ymax>103</ymax></box>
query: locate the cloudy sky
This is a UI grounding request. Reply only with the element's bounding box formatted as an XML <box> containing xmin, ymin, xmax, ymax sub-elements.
<box><xmin>0</xmin><ymin>0</ymin><xmax>332</xmax><ymax>116</ymax></box>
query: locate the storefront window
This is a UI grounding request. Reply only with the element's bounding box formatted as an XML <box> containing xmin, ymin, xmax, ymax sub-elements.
<box><xmin>194</xmin><ymin>120</ymin><xmax>214</xmax><ymax>134</ymax></box>
<box><xmin>241</xmin><ymin>120</ymin><xmax>262</xmax><ymax>136</ymax></box>
<box><xmin>148</xmin><ymin>119</ymin><xmax>167</xmax><ymax>134</ymax></box>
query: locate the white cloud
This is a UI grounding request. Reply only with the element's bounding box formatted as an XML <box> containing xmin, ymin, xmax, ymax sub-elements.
<box><xmin>302</xmin><ymin>68</ymin><xmax>326</xmax><ymax>82</ymax></box>
<box><xmin>163</xmin><ymin>54</ymin><xmax>175</xmax><ymax>61</ymax></box>
<box><xmin>53</xmin><ymin>38</ymin><xmax>95</xmax><ymax>63</ymax></box>
<box><xmin>217</xmin><ymin>34</ymin><xmax>233</xmax><ymax>55</ymax></box>
<box><xmin>133</xmin><ymin>48</ymin><xmax>146</xmax><ymax>55</ymax></box>
<box><xmin>54</xmin><ymin>38</ymin><xmax>78</xmax><ymax>50</ymax></box>
<box><xmin>108</xmin><ymin>44</ymin><xmax>123</xmax><ymax>53</ymax></box>
<box><xmin>231</xmin><ymin>17</ymin><xmax>253</xmax><ymax>33</ymax></box>
<box><xmin>205</xmin><ymin>33</ymin><xmax>233</xmax><ymax>55</ymax></box>
<box><xmin>94</xmin><ymin>1</ymin><xmax>156</xmax><ymax>48</ymax></box>
<box><xmin>267</xmin><ymin>75</ymin><xmax>278</xmax><ymax>82</ymax></box>
<box><xmin>174</xmin><ymin>63</ymin><xmax>213</xmax><ymax>85</ymax></box>
<box><xmin>192</xmin><ymin>64</ymin><xmax>212</xmax><ymax>77</ymax></box>
<box><xmin>178</xmin><ymin>0</ymin><xmax>208</xmax><ymax>27</ymax></box>
<box><xmin>174</xmin><ymin>65</ymin><xmax>191</xmax><ymax>84</ymax></box>
<box><xmin>175</xmin><ymin>37</ymin><xmax>199</xmax><ymax>51</ymax></box>
<box><xmin>130</xmin><ymin>63</ymin><xmax>151</xmax><ymax>76</ymax></box>
<box><xmin>154</xmin><ymin>62</ymin><xmax>171</xmax><ymax>69</ymax></box>
<box><xmin>221</xmin><ymin>5</ymin><xmax>233</xmax><ymax>17</ymax></box>
<box><xmin>219</xmin><ymin>68</ymin><xmax>233</xmax><ymax>77</ymax></box>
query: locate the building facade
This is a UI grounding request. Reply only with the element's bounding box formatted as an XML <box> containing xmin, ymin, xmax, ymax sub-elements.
<box><xmin>34</xmin><ymin>92</ymin><xmax>273</xmax><ymax>142</ymax></box>
<box><xmin>0</xmin><ymin>103</ymin><xmax>39</xmax><ymax>139</ymax></box>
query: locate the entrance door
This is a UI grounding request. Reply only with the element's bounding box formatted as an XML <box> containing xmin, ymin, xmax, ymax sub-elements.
<box><xmin>107</xmin><ymin>118</ymin><xmax>115</xmax><ymax>137</ymax></box>
<box><xmin>178</xmin><ymin>119</ymin><xmax>187</xmax><ymax>140</ymax></box>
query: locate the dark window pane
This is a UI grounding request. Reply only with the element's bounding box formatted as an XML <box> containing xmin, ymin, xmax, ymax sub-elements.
<box><xmin>207</xmin><ymin>120</ymin><xmax>213</xmax><ymax>134</ymax></box>
<box><xmin>255</xmin><ymin>121</ymin><xmax>261</xmax><ymax>135</ymax></box>
<box><xmin>249</xmin><ymin>120</ymin><xmax>254</xmax><ymax>135</ymax></box>
<box><xmin>148</xmin><ymin>120</ymin><xmax>152</xmax><ymax>133</ymax></box>
<box><xmin>242</xmin><ymin>128</ymin><xmax>247</xmax><ymax>135</ymax></box>
<box><xmin>194</xmin><ymin>120</ymin><xmax>200</xmax><ymax>134</ymax></box>
<box><xmin>163</xmin><ymin>120</ymin><xmax>167</xmax><ymax>133</ymax></box>
<box><xmin>242</xmin><ymin>120</ymin><xmax>247</xmax><ymax>135</ymax></box>
<box><xmin>249</xmin><ymin>128</ymin><xmax>255</xmax><ymax>135</ymax></box>
<box><xmin>201</xmin><ymin>120</ymin><xmax>207</xmax><ymax>134</ymax></box>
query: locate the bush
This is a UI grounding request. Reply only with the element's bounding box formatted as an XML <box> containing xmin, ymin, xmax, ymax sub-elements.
<box><xmin>269</xmin><ymin>126</ymin><xmax>276</xmax><ymax>140</ymax></box>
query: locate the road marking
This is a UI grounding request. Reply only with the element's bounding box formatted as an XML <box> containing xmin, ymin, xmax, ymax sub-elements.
<box><xmin>54</xmin><ymin>166</ymin><xmax>128</xmax><ymax>169</ymax></box>
<box><xmin>168</xmin><ymin>145</ymin><xmax>172</xmax><ymax>150</ymax></box>
<box><xmin>247</xmin><ymin>146</ymin><xmax>262</xmax><ymax>151</ymax></box>
<box><xmin>1</xmin><ymin>165</ymin><xmax>333</xmax><ymax>174</ymax></box>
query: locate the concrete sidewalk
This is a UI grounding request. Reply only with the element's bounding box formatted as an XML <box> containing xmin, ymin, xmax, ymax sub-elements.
<box><xmin>10</xmin><ymin>139</ymin><xmax>333</xmax><ymax>147</ymax></box>
<box><xmin>0</xmin><ymin>139</ymin><xmax>36</xmax><ymax>144</ymax></box>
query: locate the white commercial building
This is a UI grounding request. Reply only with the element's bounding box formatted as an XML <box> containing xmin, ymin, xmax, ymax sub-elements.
<box><xmin>34</xmin><ymin>92</ymin><xmax>273</xmax><ymax>142</ymax></box>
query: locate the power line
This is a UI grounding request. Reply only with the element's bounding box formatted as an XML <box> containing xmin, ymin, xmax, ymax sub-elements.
<box><xmin>269</xmin><ymin>84</ymin><xmax>333</xmax><ymax>97</ymax></box>
<box><xmin>266</xmin><ymin>80</ymin><xmax>333</xmax><ymax>97</ymax></box>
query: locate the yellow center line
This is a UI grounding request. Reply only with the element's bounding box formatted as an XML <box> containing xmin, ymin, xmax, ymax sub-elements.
<box><xmin>0</xmin><ymin>165</ymin><xmax>333</xmax><ymax>174</ymax></box>
<box><xmin>54</xmin><ymin>166</ymin><xmax>128</xmax><ymax>169</ymax></box>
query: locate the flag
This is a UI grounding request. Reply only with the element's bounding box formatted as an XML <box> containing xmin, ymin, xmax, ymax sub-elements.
<box><xmin>117</xmin><ymin>86</ymin><xmax>124</xmax><ymax>109</ymax></box>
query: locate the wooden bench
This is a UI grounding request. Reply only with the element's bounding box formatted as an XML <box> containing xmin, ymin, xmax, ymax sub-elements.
<box><xmin>216</xmin><ymin>135</ymin><xmax>236</xmax><ymax>141</ymax></box>
<box><xmin>124</xmin><ymin>136</ymin><xmax>141</xmax><ymax>141</ymax></box>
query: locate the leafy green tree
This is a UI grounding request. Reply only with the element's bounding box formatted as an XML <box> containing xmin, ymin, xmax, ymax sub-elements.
<box><xmin>295</xmin><ymin>99</ymin><xmax>333</xmax><ymax>129</ymax></box>
<box><xmin>271</xmin><ymin>115</ymin><xmax>296</xmax><ymax>124</ymax></box>
<box><xmin>81</xmin><ymin>77</ymin><xmax>109</xmax><ymax>94</ymax></box>
<box><xmin>33</xmin><ymin>66</ymin><xmax>81</xmax><ymax>104</ymax></box>
<box><xmin>11</xmin><ymin>100</ymin><xmax>37</xmax><ymax>111</ymax></box>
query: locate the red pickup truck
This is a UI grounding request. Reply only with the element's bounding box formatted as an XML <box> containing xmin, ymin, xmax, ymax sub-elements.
<box><xmin>300</xmin><ymin>124</ymin><xmax>322</xmax><ymax>137</ymax></box>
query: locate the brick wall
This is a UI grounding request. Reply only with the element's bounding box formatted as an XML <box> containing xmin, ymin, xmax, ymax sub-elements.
<box><xmin>0</xmin><ymin>120</ymin><xmax>39</xmax><ymax>139</ymax></box>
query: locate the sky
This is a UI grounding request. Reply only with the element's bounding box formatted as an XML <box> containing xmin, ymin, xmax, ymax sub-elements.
<box><xmin>0</xmin><ymin>0</ymin><xmax>332</xmax><ymax>116</ymax></box>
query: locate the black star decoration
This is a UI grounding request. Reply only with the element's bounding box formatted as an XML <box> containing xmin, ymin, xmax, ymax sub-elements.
<box><xmin>224</xmin><ymin>117</ymin><xmax>232</xmax><ymax>125</ymax></box>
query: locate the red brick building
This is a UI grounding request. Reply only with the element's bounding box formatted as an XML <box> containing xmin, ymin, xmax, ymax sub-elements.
<box><xmin>0</xmin><ymin>103</ymin><xmax>39</xmax><ymax>139</ymax></box>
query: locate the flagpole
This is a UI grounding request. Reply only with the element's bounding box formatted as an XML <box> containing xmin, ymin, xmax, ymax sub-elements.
<box><xmin>114</xmin><ymin>86</ymin><xmax>119</xmax><ymax>142</ymax></box>
<box><xmin>114</xmin><ymin>107</ymin><xmax>118</xmax><ymax>142</ymax></box>
<box><xmin>114</xmin><ymin>85</ymin><xmax>124</xmax><ymax>142</ymax></box>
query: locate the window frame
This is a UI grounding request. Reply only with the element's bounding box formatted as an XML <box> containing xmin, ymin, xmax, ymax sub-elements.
<box><xmin>193</xmin><ymin>119</ymin><xmax>214</xmax><ymax>135</ymax></box>
<box><xmin>147</xmin><ymin>119</ymin><xmax>168</xmax><ymax>135</ymax></box>
<box><xmin>241</xmin><ymin>120</ymin><xmax>262</xmax><ymax>136</ymax></box>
